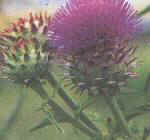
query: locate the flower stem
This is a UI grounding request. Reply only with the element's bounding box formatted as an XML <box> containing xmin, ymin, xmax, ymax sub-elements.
<box><xmin>30</xmin><ymin>80</ymin><xmax>97</xmax><ymax>138</ymax></box>
<box><xmin>103</xmin><ymin>94</ymin><xmax>131</xmax><ymax>136</ymax></box>
<box><xmin>46</xmin><ymin>72</ymin><xmax>102</xmax><ymax>134</ymax></box>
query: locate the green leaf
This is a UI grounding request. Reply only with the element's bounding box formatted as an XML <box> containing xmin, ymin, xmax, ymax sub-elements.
<box><xmin>46</xmin><ymin>111</ymin><xmax>64</xmax><ymax>133</ymax></box>
<box><xmin>30</xmin><ymin>118</ymin><xmax>50</xmax><ymax>132</ymax></box>
<box><xmin>138</xmin><ymin>5</ymin><xmax>150</xmax><ymax>16</ymax></box>
<box><xmin>126</xmin><ymin>104</ymin><xmax>150</xmax><ymax>122</ymax></box>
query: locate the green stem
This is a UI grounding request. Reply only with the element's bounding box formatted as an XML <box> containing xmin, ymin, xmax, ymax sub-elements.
<box><xmin>103</xmin><ymin>95</ymin><xmax>131</xmax><ymax>136</ymax></box>
<box><xmin>30</xmin><ymin>80</ymin><xmax>97</xmax><ymax>138</ymax></box>
<box><xmin>46</xmin><ymin>72</ymin><xmax>101</xmax><ymax>134</ymax></box>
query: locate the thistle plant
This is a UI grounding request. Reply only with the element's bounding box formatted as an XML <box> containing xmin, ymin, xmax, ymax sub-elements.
<box><xmin>48</xmin><ymin>0</ymin><xmax>142</xmax><ymax>138</ymax></box>
<box><xmin>0</xmin><ymin>11</ymin><xmax>101</xmax><ymax>139</ymax></box>
<box><xmin>0</xmin><ymin>12</ymin><xmax>52</xmax><ymax>84</ymax></box>
<box><xmin>1</xmin><ymin>1</ymin><xmax>150</xmax><ymax>140</ymax></box>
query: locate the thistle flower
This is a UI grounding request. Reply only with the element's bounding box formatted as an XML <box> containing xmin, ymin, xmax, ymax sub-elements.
<box><xmin>49</xmin><ymin>0</ymin><xmax>141</xmax><ymax>66</ymax></box>
<box><xmin>0</xmin><ymin>12</ymin><xmax>54</xmax><ymax>85</ymax></box>
<box><xmin>49</xmin><ymin>0</ymin><xmax>141</xmax><ymax>96</ymax></box>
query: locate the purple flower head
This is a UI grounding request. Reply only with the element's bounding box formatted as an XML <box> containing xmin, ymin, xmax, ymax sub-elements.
<box><xmin>48</xmin><ymin>0</ymin><xmax>141</xmax><ymax>65</ymax></box>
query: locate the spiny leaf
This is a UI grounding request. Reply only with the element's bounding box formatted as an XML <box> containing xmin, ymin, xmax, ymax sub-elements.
<box><xmin>46</xmin><ymin>111</ymin><xmax>64</xmax><ymax>133</ymax></box>
<box><xmin>126</xmin><ymin>104</ymin><xmax>150</xmax><ymax>122</ymax></box>
<box><xmin>30</xmin><ymin>118</ymin><xmax>50</xmax><ymax>132</ymax></box>
<box><xmin>126</xmin><ymin>112</ymin><xmax>148</xmax><ymax>122</ymax></box>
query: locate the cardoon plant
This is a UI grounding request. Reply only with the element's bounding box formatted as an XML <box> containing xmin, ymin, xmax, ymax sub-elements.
<box><xmin>49</xmin><ymin>0</ymin><xmax>141</xmax><ymax>138</ymax></box>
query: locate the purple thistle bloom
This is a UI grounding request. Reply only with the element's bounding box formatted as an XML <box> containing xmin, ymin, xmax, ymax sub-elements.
<box><xmin>48</xmin><ymin>0</ymin><xmax>141</xmax><ymax>64</ymax></box>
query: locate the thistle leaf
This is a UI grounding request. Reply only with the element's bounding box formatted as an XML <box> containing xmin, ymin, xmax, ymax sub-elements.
<box><xmin>126</xmin><ymin>104</ymin><xmax>150</xmax><ymax>121</ymax></box>
<box><xmin>46</xmin><ymin>111</ymin><xmax>64</xmax><ymax>133</ymax></box>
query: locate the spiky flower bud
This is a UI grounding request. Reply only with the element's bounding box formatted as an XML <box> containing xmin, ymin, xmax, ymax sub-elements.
<box><xmin>0</xmin><ymin>12</ymin><xmax>53</xmax><ymax>86</ymax></box>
